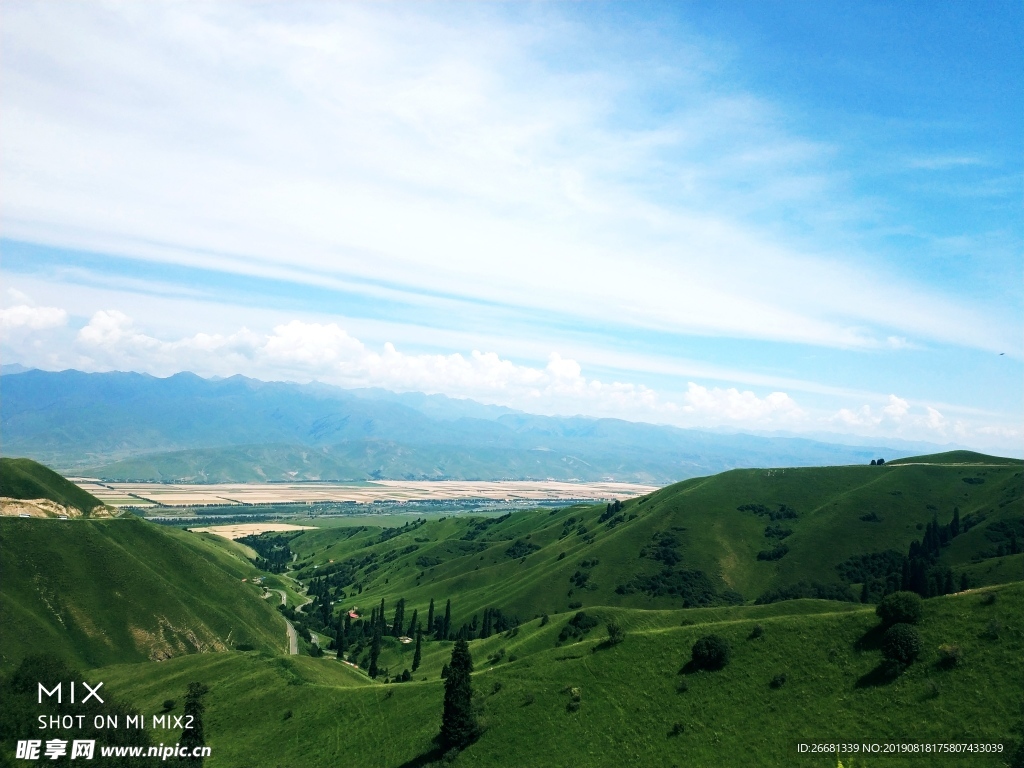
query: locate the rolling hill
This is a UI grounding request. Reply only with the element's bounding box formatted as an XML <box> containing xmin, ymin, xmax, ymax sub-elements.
<box><xmin>0</xmin><ymin>454</ymin><xmax>1020</xmax><ymax>767</ymax></box>
<box><xmin>0</xmin><ymin>456</ymin><xmax>107</xmax><ymax>517</ymax></box>
<box><xmin>89</xmin><ymin>582</ymin><xmax>1023</xmax><ymax>768</ymax></box>
<box><xmin>0</xmin><ymin>516</ymin><xmax>285</xmax><ymax>669</ymax></box>
<box><xmin>264</xmin><ymin>454</ymin><xmax>1023</xmax><ymax>628</ymax></box>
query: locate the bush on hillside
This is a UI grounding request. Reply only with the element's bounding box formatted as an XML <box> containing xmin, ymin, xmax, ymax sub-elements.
<box><xmin>558</xmin><ymin>611</ymin><xmax>599</xmax><ymax>643</ymax></box>
<box><xmin>937</xmin><ymin>643</ymin><xmax>963</xmax><ymax>668</ymax></box>
<box><xmin>755</xmin><ymin>581</ymin><xmax>856</xmax><ymax>605</ymax></box>
<box><xmin>691</xmin><ymin>634</ymin><xmax>730</xmax><ymax>670</ymax></box>
<box><xmin>876</xmin><ymin>591</ymin><xmax>923</xmax><ymax>627</ymax></box>
<box><xmin>882</xmin><ymin>624</ymin><xmax>922</xmax><ymax>665</ymax></box>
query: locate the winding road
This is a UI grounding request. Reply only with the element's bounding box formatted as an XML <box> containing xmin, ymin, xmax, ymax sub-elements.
<box><xmin>267</xmin><ymin>588</ymin><xmax>312</xmax><ymax>656</ymax></box>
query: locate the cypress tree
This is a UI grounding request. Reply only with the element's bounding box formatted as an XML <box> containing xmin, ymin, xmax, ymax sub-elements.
<box><xmin>412</xmin><ymin>630</ymin><xmax>422</xmax><ymax>672</ymax></box>
<box><xmin>179</xmin><ymin>682</ymin><xmax>210</xmax><ymax>767</ymax></box>
<box><xmin>943</xmin><ymin>569</ymin><xmax>955</xmax><ymax>595</ymax></box>
<box><xmin>342</xmin><ymin>614</ymin><xmax>350</xmax><ymax>663</ymax></box>
<box><xmin>439</xmin><ymin>638</ymin><xmax>478</xmax><ymax>751</ymax></box>
<box><xmin>959</xmin><ymin>573</ymin><xmax>969</xmax><ymax>592</ymax></box>
<box><xmin>442</xmin><ymin>599</ymin><xmax>452</xmax><ymax>640</ymax></box>
<box><xmin>368</xmin><ymin>628</ymin><xmax>382</xmax><ymax>679</ymax></box>
<box><xmin>951</xmin><ymin>507</ymin><xmax>961</xmax><ymax>537</ymax></box>
<box><xmin>379</xmin><ymin>598</ymin><xmax>386</xmax><ymax>632</ymax></box>
<box><xmin>860</xmin><ymin>580</ymin><xmax>870</xmax><ymax>604</ymax></box>
<box><xmin>392</xmin><ymin>599</ymin><xmax>406</xmax><ymax>637</ymax></box>
<box><xmin>407</xmin><ymin>609</ymin><xmax>418</xmax><ymax>638</ymax></box>
<box><xmin>427</xmin><ymin>598</ymin><xmax>435</xmax><ymax>637</ymax></box>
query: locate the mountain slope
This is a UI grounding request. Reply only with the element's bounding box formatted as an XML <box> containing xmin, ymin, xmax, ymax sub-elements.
<box><xmin>0</xmin><ymin>456</ymin><xmax>105</xmax><ymax>514</ymax></box>
<box><xmin>0</xmin><ymin>517</ymin><xmax>285</xmax><ymax>669</ymax></box>
<box><xmin>1</xmin><ymin>368</ymin><xmax>941</xmax><ymax>482</ymax></box>
<box><xmin>92</xmin><ymin>583</ymin><xmax>1024</xmax><ymax>768</ymax></box>
<box><xmin>274</xmin><ymin>453</ymin><xmax>1023</xmax><ymax>625</ymax></box>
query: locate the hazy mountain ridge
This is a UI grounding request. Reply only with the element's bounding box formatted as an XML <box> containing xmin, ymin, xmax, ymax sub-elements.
<box><xmin>1</xmin><ymin>369</ymin><xmax>949</xmax><ymax>483</ymax></box>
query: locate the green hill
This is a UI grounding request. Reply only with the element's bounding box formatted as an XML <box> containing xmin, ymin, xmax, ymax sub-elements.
<box><xmin>0</xmin><ymin>456</ymin><xmax>105</xmax><ymax>514</ymax></box>
<box><xmin>888</xmin><ymin>450</ymin><xmax>1023</xmax><ymax>466</ymax></box>
<box><xmin>266</xmin><ymin>457</ymin><xmax>1023</xmax><ymax>630</ymax></box>
<box><xmin>0</xmin><ymin>517</ymin><xmax>285</xmax><ymax>669</ymax></box>
<box><xmin>87</xmin><ymin>583</ymin><xmax>1023</xmax><ymax>768</ymax></box>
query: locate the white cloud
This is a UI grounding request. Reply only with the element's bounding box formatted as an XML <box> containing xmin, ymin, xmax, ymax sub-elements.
<box><xmin>0</xmin><ymin>303</ymin><xmax>67</xmax><ymax>331</ymax></box>
<box><xmin>0</xmin><ymin>2</ymin><xmax>1014</xmax><ymax>355</ymax></box>
<box><xmin>882</xmin><ymin>394</ymin><xmax>910</xmax><ymax>420</ymax></box>
<box><xmin>681</xmin><ymin>383</ymin><xmax>802</xmax><ymax>422</ymax></box>
<box><xmin>63</xmin><ymin>309</ymin><xmax>816</xmax><ymax>428</ymax></box>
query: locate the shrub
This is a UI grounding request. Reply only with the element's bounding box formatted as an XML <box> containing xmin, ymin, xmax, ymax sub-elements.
<box><xmin>748</xmin><ymin>624</ymin><xmax>764</xmax><ymax>640</ymax></box>
<box><xmin>691</xmin><ymin>634</ymin><xmax>731</xmax><ymax>670</ymax></box>
<box><xmin>558</xmin><ymin>611</ymin><xmax>599</xmax><ymax>642</ymax></box>
<box><xmin>983</xmin><ymin>619</ymin><xmax>1002</xmax><ymax>640</ymax></box>
<box><xmin>876</xmin><ymin>591</ymin><xmax>923</xmax><ymax>627</ymax></box>
<box><xmin>879</xmin><ymin>658</ymin><xmax>906</xmax><ymax>679</ymax></box>
<box><xmin>882</xmin><ymin>624</ymin><xmax>922</xmax><ymax>665</ymax></box>
<box><xmin>669</xmin><ymin>722</ymin><xmax>684</xmax><ymax>737</ymax></box>
<box><xmin>937</xmin><ymin>643</ymin><xmax>963</xmax><ymax>668</ymax></box>
<box><xmin>769</xmin><ymin>673</ymin><xmax>787</xmax><ymax>689</ymax></box>
<box><xmin>161</xmin><ymin>699</ymin><xmax>175</xmax><ymax>712</ymax></box>
<box><xmin>605</xmin><ymin>622</ymin><xmax>625</xmax><ymax>646</ymax></box>
<box><xmin>675</xmin><ymin>679</ymin><xmax>688</xmax><ymax>693</ymax></box>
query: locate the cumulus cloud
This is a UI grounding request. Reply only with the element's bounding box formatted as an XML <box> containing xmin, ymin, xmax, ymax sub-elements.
<box><xmin>681</xmin><ymin>383</ymin><xmax>802</xmax><ymax>422</ymax></box>
<box><xmin>71</xmin><ymin>312</ymin><xmax>677</xmax><ymax>418</ymax></box>
<box><xmin>0</xmin><ymin>304</ymin><xmax>68</xmax><ymax>332</ymax></box>
<box><xmin>829</xmin><ymin>394</ymin><xmax>954</xmax><ymax>439</ymax></box>
<box><xmin>1</xmin><ymin>289</ymin><xmax>67</xmax><ymax>332</ymax></box>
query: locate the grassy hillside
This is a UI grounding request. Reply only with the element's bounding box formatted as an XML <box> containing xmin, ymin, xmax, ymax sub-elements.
<box><xmin>888</xmin><ymin>451</ymin><xmax>1023</xmax><ymax>466</ymax></box>
<box><xmin>268</xmin><ymin>455</ymin><xmax>1023</xmax><ymax>630</ymax></box>
<box><xmin>0</xmin><ymin>456</ymin><xmax>104</xmax><ymax>513</ymax></box>
<box><xmin>92</xmin><ymin>583</ymin><xmax>1024</xmax><ymax>768</ymax></box>
<box><xmin>0</xmin><ymin>517</ymin><xmax>285</xmax><ymax>669</ymax></box>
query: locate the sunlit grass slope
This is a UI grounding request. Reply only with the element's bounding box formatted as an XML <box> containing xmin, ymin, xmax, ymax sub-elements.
<box><xmin>0</xmin><ymin>456</ymin><xmax>105</xmax><ymax>513</ymax></box>
<box><xmin>0</xmin><ymin>517</ymin><xmax>285</xmax><ymax>669</ymax></box>
<box><xmin>97</xmin><ymin>583</ymin><xmax>1024</xmax><ymax>768</ymax></box>
<box><xmin>284</xmin><ymin>453</ymin><xmax>1022</xmax><ymax>628</ymax></box>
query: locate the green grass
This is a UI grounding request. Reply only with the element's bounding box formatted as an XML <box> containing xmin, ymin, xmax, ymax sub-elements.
<box><xmin>888</xmin><ymin>451</ymin><xmax>1023</xmax><ymax>466</ymax></box>
<box><xmin>91</xmin><ymin>583</ymin><xmax>1024</xmax><ymax>768</ymax></box>
<box><xmin>276</xmin><ymin>454</ymin><xmax>1022</xmax><ymax>631</ymax></box>
<box><xmin>1</xmin><ymin>453</ymin><xmax>1021</xmax><ymax>767</ymax></box>
<box><xmin>0</xmin><ymin>456</ymin><xmax>105</xmax><ymax>513</ymax></box>
<box><xmin>0</xmin><ymin>517</ymin><xmax>286</xmax><ymax>669</ymax></box>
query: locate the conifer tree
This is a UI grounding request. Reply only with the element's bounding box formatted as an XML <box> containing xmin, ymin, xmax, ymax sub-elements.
<box><xmin>368</xmin><ymin>628</ymin><xmax>382</xmax><ymax>679</ymax></box>
<box><xmin>951</xmin><ymin>506</ymin><xmax>961</xmax><ymax>537</ymax></box>
<box><xmin>407</xmin><ymin>609</ymin><xmax>418</xmax><ymax>638</ymax></box>
<box><xmin>439</xmin><ymin>638</ymin><xmax>478</xmax><ymax>752</ymax></box>
<box><xmin>392</xmin><ymin>598</ymin><xmax>406</xmax><ymax>637</ymax></box>
<box><xmin>179</xmin><ymin>682</ymin><xmax>210</xmax><ymax>767</ymax></box>
<box><xmin>442</xmin><ymin>599</ymin><xmax>452</xmax><ymax>640</ymax></box>
<box><xmin>412</xmin><ymin>629</ymin><xmax>422</xmax><ymax>672</ymax></box>
<box><xmin>427</xmin><ymin>598</ymin><xmax>435</xmax><ymax>637</ymax></box>
<box><xmin>336</xmin><ymin>617</ymin><xmax>347</xmax><ymax>660</ymax></box>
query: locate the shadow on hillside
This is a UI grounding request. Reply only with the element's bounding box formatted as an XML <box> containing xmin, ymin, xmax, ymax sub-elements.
<box><xmin>854</xmin><ymin>624</ymin><xmax>886</xmax><ymax>652</ymax></box>
<box><xmin>856</xmin><ymin>661</ymin><xmax>904</xmax><ymax>688</ymax></box>
<box><xmin>394</xmin><ymin>747</ymin><xmax>445</xmax><ymax>768</ymax></box>
<box><xmin>677</xmin><ymin>660</ymin><xmax>700</xmax><ymax>675</ymax></box>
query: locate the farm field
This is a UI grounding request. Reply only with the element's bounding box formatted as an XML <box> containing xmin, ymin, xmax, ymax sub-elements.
<box><xmin>190</xmin><ymin>522</ymin><xmax>317</xmax><ymax>539</ymax></box>
<box><xmin>70</xmin><ymin>479</ymin><xmax>659</xmax><ymax>507</ymax></box>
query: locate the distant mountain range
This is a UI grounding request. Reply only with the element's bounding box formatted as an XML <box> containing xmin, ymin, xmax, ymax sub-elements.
<box><xmin>0</xmin><ymin>368</ymin><xmax>959</xmax><ymax>483</ymax></box>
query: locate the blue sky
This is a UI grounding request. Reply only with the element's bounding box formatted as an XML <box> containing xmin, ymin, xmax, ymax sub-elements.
<box><xmin>1</xmin><ymin>1</ymin><xmax>1020</xmax><ymax>454</ymax></box>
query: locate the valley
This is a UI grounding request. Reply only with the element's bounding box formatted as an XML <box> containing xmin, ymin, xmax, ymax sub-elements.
<box><xmin>1</xmin><ymin>451</ymin><xmax>1021</xmax><ymax>766</ymax></box>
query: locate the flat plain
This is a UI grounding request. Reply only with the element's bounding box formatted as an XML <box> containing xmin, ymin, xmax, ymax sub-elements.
<box><xmin>70</xmin><ymin>479</ymin><xmax>660</xmax><ymax>507</ymax></box>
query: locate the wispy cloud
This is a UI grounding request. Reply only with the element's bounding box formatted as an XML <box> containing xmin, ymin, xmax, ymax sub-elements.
<box><xmin>0</xmin><ymin>2</ymin><xmax>1014</xmax><ymax>356</ymax></box>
